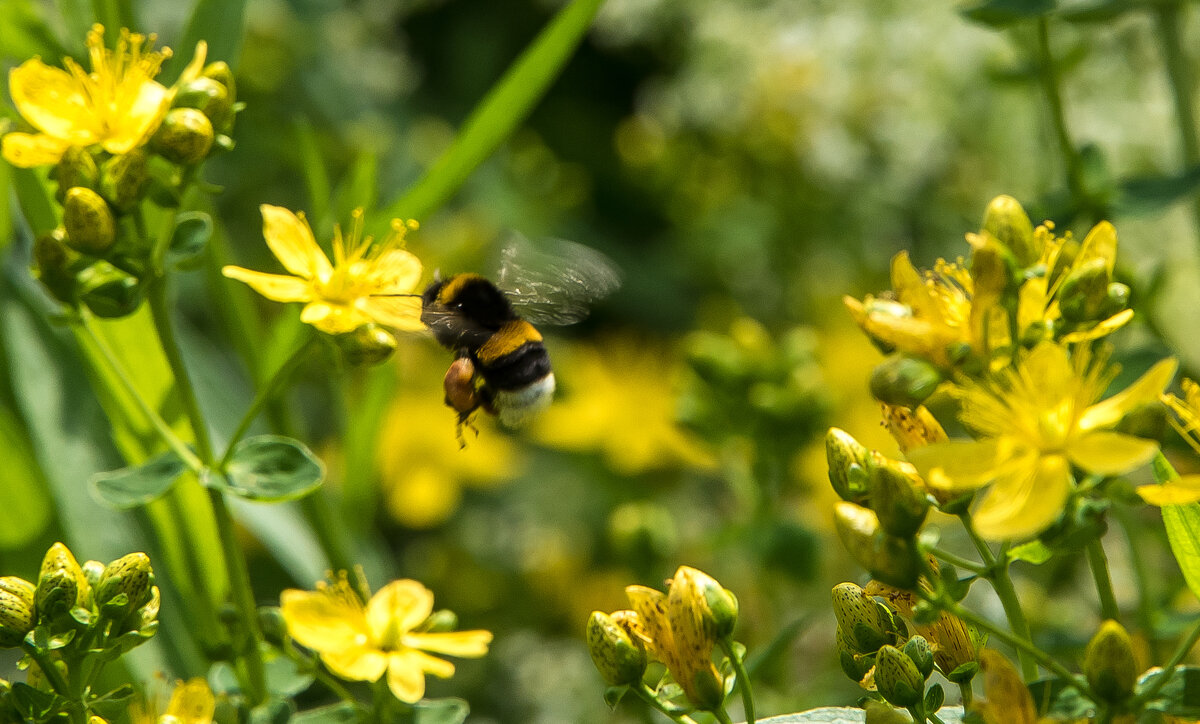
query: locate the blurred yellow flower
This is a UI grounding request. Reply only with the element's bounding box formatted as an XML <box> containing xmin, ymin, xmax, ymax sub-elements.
<box><xmin>130</xmin><ymin>677</ymin><xmax>214</xmax><ymax>724</ymax></box>
<box><xmin>2</xmin><ymin>25</ymin><xmax>202</xmax><ymax>167</ymax></box>
<box><xmin>1140</xmin><ymin>378</ymin><xmax>1200</xmax><ymax>506</ymax></box>
<box><xmin>529</xmin><ymin>337</ymin><xmax>714</xmax><ymax>475</ymax></box>
<box><xmin>223</xmin><ymin>205</ymin><xmax>424</xmax><ymax>334</ymax></box>
<box><xmin>907</xmin><ymin>342</ymin><xmax>1175</xmax><ymax>540</ymax></box>
<box><xmin>280</xmin><ymin>575</ymin><xmax>492</xmax><ymax>703</ymax></box>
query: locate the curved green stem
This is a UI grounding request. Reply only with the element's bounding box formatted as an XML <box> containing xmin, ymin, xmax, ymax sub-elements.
<box><xmin>1085</xmin><ymin>538</ymin><xmax>1120</xmax><ymax>621</ymax></box>
<box><xmin>1036</xmin><ymin>16</ymin><xmax>1083</xmax><ymax>205</ymax></box>
<box><xmin>219</xmin><ymin>334</ymin><xmax>315</xmax><ymax>468</ymax></box>
<box><xmin>958</xmin><ymin>681</ymin><xmax>973</xmax><ymax>707</ymax></box>
<box><xmin>958</xmin><ymin>514</ymin><xmax>1036</xmax><ymax>681</ymax></box>
<box><xmin>710</xmin><ymin>706</ymin><xmax>735</xmax><ymax>724</ymax></box>
<box><xmin>721</xmin><ymin>639</ymin><xmax>755</xmax><ymax>724</ymax></box>
<box><xmin>633</xmin><ymin>683</ymin><xmax>701</xmax><ymax>724</ymax></box>
<box><xmin>1131</xmin><ymin>614</ymin><xmax>1200</xmax><ymax>705</ymax></box>
<box><xmin>927</xmin><ymin>546</ymin><xmax>987</xmax><ymax>576</ymax></box>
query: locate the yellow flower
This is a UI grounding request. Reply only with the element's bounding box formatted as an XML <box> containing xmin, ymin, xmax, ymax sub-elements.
<box><xmin>624</xmin><ymin>566</ymin><xmax>729</xmax><ymax>710</ymax></box>
<box><xmin>2</xmin><ymin>25</ymin><xmax>184</xmax><ymax>167</ymax></box>
<box><xmin>907</xmin><ymin>342</ymin><xmax>1176</xmax><ymax>540</ymax></box>
<box><xmin>1139</xmin><ymin>378</ymin><xmax>1200</xmax><ymax>505</ymax></box>
<box><xmin>223</xmin><ymin>205</ymin><xmax>424</xmax><ymax>334</ymax></box>
<box><xmin>130</xmin><ymin>677</ymin><xmax>215</xmax><ymax>724</ymax></box>
<box><xmin>280</xmin><ymin>575</ymin><xmax>492</xmax><ymax>703</ymax></box>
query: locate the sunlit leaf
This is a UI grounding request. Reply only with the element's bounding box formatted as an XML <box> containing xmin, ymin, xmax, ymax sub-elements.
<box><xmin>216</xmin><ymin>435</ymin><xmax>324</xmax><ymax>501</ymax></box>
<box><xmin>1007</xmin><ymin>540</ymin><xmax>1053</xmax><ymax>565</ymax></box>
<box><xmin>414</xmin><ymin>698</ymin><xmax>470</xmax><ymax>724</ymax></box>
<box><xmin>90</xmin><ymin>450</ymin><xmax>187</xmax><ymax>509</ymax></box>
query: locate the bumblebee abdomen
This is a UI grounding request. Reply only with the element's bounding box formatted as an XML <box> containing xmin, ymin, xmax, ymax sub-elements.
<box><xmin>477</xmin><ymin>320</ymin><xmax>543</xmax><ymax>362</ymax></box>
<box><xmin>475</xmin><ymin>337</ymin><xmax>552</xmax><ymax>391</ymax></box>
<box><xmin>491</xmin><ymin>373</ymin><xmax>556</xmax><ymax>428</ymax></box>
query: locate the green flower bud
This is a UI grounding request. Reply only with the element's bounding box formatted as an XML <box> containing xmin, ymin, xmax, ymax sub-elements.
<box><xmin>869</xmin><ymin>355</ymin><xmax>943</xmax><ymax>407</ymax></box>
<box><xmin>35</xmin><ymin>543</ymin><xmax>89</xmax><ymax>620</ymax></box>
<box><xmin>418</xmin><ymin>609</ymin><xmax>459</xmax><ymax>633</ymax></box>
<box><xmin>834</xmin><ymin>503</ymin><xmax>919</xmax><ymax>589</ymax></box>
<box><xmin>875</xmin><ymin>644</ymin><xmax>924</xmax><ymax>708</ymax></box>
<box><xmin>831</xmin><ymin>582</ymin><xmax>890</xmax><ymax>653</ymax></box>
<box><xmin>902</xmin><ymin>635</ymin><xmax>935</xmax><ymax>680</ymax></box>
<box><xmin>703</xmin><ymin>585</ymin><xmax>738</xmax><ymax>640</ymax></box>
<box><xmin>869</xmin><ymin>454</ymin><xmax>929</xmax><ymax>538</ymax></box>
<box><xmin>1058</xmin><ymin>257</ymin><xmax>1110</xmax><ymax>323</ymax></box>
<box><xmin>151</xmin><ymin>108</ymin><xmax>214</xmax><ymax>165</ymax></box>
<box><xmin>1103</xmin><ymin>282</ymin><xmax>1130</xmax><ymax>317</ymax></box>
<box><xmin>587</xmin><ymin>611</ymin><xmax>648</xmax><ymax>686</ymax></box>
<box><xmin>258</xmin><ymin>606</ymin><xmax>287</xmax><ymax>645</ymax></box>
<box><xmin>981</xmin><ymin>195</ymin><xmax>1037</xmax><ymax>267</ymax></box>
<box><xmin>338</xmin><ymin>323</ymin><xmax>398</xmax><ymax>366</ymax></box>
<box><xmin>81</xmin><ymin>560</ymin><xmax>105</xmax><ymax>590</ymax></box>
<box><xmin>63</xmin><ymin>187</ymin><xmax>116</xmax><ymax>256</ymax></box>
<box><xmin>826</xmin><ymin>428</ymin><xmax>871</xmax><ymax>503</ymax></box>
<box><xmin>969</xmin><ymin>236</ymin><xmax>1017</xmax><ymax>319</ymax></box>
<box><xmin>77</xmin><ymin>261</ymin><xmax>143</xmax><ymax>318</ymax></box>
<box><xmin>135</xmin><ymin>586</ymin><xmax>160</xmax><ymax>630</ymax></box>
<box><xmin>1020</xmin><ymin>319</ymin><xmax>1054</xmax><ymax>347</ymax></box>
<box><xmin>202</xmin><ymin>61</ymin><xmax>237</xmax><ymax>102</ymax></box>
<box><xmin>864</xmin><ymin>699</ymin><xmax>914</xmax><ymax>724</ymax></box>
<box><xmin>99</xmin><ymin>149</ymin><xmax>149</xmax><ymax>210</ymax></box>
<box><xmin>689</xmin><ymin>665</ymin><xmax>725</xmax><ymax>712</ymax></box>
<box><xmin>174</xmin><ymin>77</ymin><xmax>233</xmax><ymax>132</ymax></box>
<box><xmin>96</xmin><ymin>552</ymin><xmax>154</xmax><ymax>614</ymax></box>
<box><xmin>1083</xmin><ymin>619</ymin><xmax>1137</xmax><ymax>703</ymax></box>
<box><xmin>0</xmin><ymin>577</ymin><xmax>36</xmax><ymax>647</ymax></box>
<box><xmin>55</xmin><ymin>146</ymin><xmax>99</xmax><ymax>201</ymax></box>
<box><xmin>32</xmin><ymin>229</ymin><xmax>81</xmax><ymax>304</ymax></box>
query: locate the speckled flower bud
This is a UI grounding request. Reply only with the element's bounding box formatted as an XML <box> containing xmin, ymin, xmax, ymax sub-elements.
<box><xmin>1084</xmin><ymin>619</ymin><xmax>1137</xmax><ymax>703</ymax></box>
<box><xmin>99</xmin><ymin>149</ymin><xmax>149</xmax><ymax>210</ymax></box>
<box><xmin>831</xmin><ymin>582</ymin><xmax>891</xmax><ymax>653</ymax></box>
<box><xmin>339</xmin><ymin>323</ymin><xmax>398</xmax><ymax>366</ymax></box>
<box><xmin>969</xmin><ymin>236</ymin><xmax>1017</xmax><ymax>317</ymax></box>
<box><xmin>587</xmin><ymin>611</ymin><xmax>648</xmax><ymax>686</ymax></box>
<box><xmin>869</xmin><ymin>355</ymin><xmax>943</xmax><ymax>407</ymax></box>
<box><xmin>135</xmin><ymin>586</ymin><xmax>160</xmax><ymax>629</ymax></box>
<box><xmin>834</xmin><ymin>503</ymin><xmax>918</xmax><ymax>589</ymax></box>
<box><xmin>63</xmin><ymin>187</ymin><xmax>116</xmax><ymax>256</ymax></box>
<box><xmin>174</xmin><ymin>77</ymin><xmax>233</xmax><ymax>132</ymax></box>
<box><xmin>77</xmin><ymin>261</ymin><xmax>143</xmax><ymax>318</ymax></box>
<box><xmin>981</xmin><ymin>194</ymin><xmax>1037</xmax><ymax>267</ymax></box>
<box><xmin>902</xmin><ymin>635</ymin><xmax>935</xmax><ymax>680</ymax></box>
<box><xmin>875</xmin><ymin>644</ymin><xmax>924</xmax><ymax>708</ymax></box>
<box><xmin>32</xmin><ymin>229</ymin><xmax>81</xmax><ymax>304</ymax></box>
<box><xmin>869</xmin><ymin>454</ymin><xmax>929</xmax><ymax>538</ymax></box>
<box><xmin>35</xmin><ymin>543</ymin><xmax>89</xmax><ymax>619</ymax></box>
<box><xmin>836</xmin><ymin>625</ymin><xmax>873</xmax><ymax>683</ymax></box>
<box><xmin>96</xmin><ymin>552</ymin><xmax>154</xmax><ymax>614</ymax></box>
<box><xmin>0</xmin><ymin>577</ymin><xmax>35</xmax><ymax>647</ymax></box>
<box><xmin>826</xmin><ymin>428</ymin><xmax>871</xmax><ymax>503</ymax></box>
<box><xmin>1058</xmin><ymin>257</ymin><xmax>1111</xmax><ymax>323</ymax></box>
<box><xmin>882</xmin><ymin>404</ymin><xmax>946</xmax><ymax>454</ymax></box>
<box><xmin>151</xmin><ymin>108</ymin><xmax>214</xmax><ymax>165</ymax></box>
<box><xmin>55</xmin><ymin>146</ymin><xmax>99</xmax><ymax>201</ymax></box>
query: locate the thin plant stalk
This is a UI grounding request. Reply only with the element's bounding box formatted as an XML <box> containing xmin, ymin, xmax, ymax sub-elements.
<box><xmin>1084</xmin><ymin>538</ymin><xmax>1120</xmax><ymax>621</ymax></box>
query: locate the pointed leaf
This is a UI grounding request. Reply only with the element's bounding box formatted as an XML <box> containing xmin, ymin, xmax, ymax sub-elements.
<box><xmin>414</xmin><ymin>698</ymin><xmax>470</xmax><ymax>724</ymax></box>
<box><xmin>218</xmin><ymin>435</ymin><xmax>324</xmax><ymax>501</ymax></box>
<box><xmin>1007</xmin><ymin>540</ymin><xmax>1053</xmax><ymax>565</ymax></box>
<box><xmin>1163</xmin><ymin>503</ymin><xmax>1200</xmax><ymax>602</ymax></box>
<box><xmin>89</xmin><ymin>450</ymin><xmax>187</xmax><ymax>509</ymax></box>
<box><xmin>291</xmin><ymin>703</ymin><xmax>363</xmax><ymax>723</ymax></box>
<box><xmin>168</xmin><ymin>211</ymin><xmax>213</xmax><ymax>266</ymax></box>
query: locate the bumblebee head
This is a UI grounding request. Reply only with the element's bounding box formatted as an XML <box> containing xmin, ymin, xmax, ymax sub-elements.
<box><xmin>422</xmin><ymin>273</ymin><xmax>517</xmax><ymax>333</ymax></box>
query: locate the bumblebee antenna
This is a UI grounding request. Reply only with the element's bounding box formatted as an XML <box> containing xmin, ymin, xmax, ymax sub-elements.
<box><xmin>369</xmin><ymin>293</ymin><xmax>423</xmax><ymax>298</ymax></box>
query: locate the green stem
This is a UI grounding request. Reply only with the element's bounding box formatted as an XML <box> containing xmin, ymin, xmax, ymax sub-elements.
<box><xmin>928</xmin><ymin>713</ymin><xmax>948</xmax><ymax>724</ymax></box>
<box><xmin>1084</xmin><ymin>538</ymin><xmax>1120</xmax><ymax>621</ymax></box>
<box><xmin>633</xmin><ymin>683</ymin><xmax>701</xmax><ymax>724</ymax></box>
<box><xmin>711</xmin><ymin>707</ymin><xmax>735</xmax><ymax>724</ymax></box>
<box><xmin>1131</xmin><ymin>614</ymin><xmax>1200</xmax><ymax>705</ymax></box>
<box><xmin>1114</xmin><ymin>505</ymin><xmax>1161</xmax><ymax>661</ymax></box>
<box><xmin>721</xmin><ymin>639</ymin><xmax>755</xmax><ymax>724</ymax></box>
<box><xmin>1152</xmin><ymin>2</ymin><xmax>1200</xmax><ymax>244</ymax></box>
<box><xmin>1036</xmin><ymin>16</ymin><xmax>1084</xmax><ymax>205</ymax></box>
<box><xmin>147</xmin><ymin>279</ymin><xmax>214</xmax><ymax>462</ymax></box>
<box><xmin>219</xmin><ymin>334</ymin><xmax>315</xmax><ymax>468</ymax></box>
<box><xmin>75</xmin><ymin>313</ymin><xmax>204</xmax><ymax>472</ymax></box>
<box><xmin>958</xmin><ymin>681</ymin><xmax>973</xmax><ymax>707</ymax></box>
<box><xmin>23</xmin><ymin>642</ymin><xmax>71</xmax><ymax>698</ymax></box>
<box><xmin>927</xmin><ymin>547</ymin><xmax>987</xmax><ymax>576</ymax></box>
<box><xmin>959</xmin><ymin>514</ymin><xmax>1037</xmax><ymax>681</ymax></box>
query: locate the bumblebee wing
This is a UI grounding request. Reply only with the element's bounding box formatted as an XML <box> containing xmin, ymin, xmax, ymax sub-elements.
<box><xmin>418</xmin><ymin>306</ymin><xmax>495</xmax><ymax>349</ymax></box>
<box><xmin>496</xmin><ymin>234</ymin><xmax>621</xmax><ymax>326</ymax></box>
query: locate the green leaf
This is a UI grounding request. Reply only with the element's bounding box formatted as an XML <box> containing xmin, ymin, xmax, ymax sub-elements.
<box><xmin>9</xmin><ymin>682</ymin><xmax>55</xmax><ymax>719</ymax></box>
<box><xmin>217</xmin><ymin>435</ymin><xmax>324</xmax><ymax>501</ymax></box>
<box><xmin>89</xmin><ymin>450</ymin><xmax>187</xmax><ymax>509</ymax></box>
<box><xmin>0</xmin><ymin>0</ymin><xmax>69</xmax><ymax>62</ymax></box>
<box><xmin>1163</xmin><ymin>504</ymin><xmax>1200</xmax><ymax>602</ymax></box>
<box><xmin>1007</xmin><ymin>540</ymin><xmax>1053</xmax><ymax>565</ymax></box>
<box><xmin>602</xmin><ymin>685</ymin><xmax>629</xmax><ymax>708</ymax></box>
<box><xmin>264</xmin><ymin>648</ymin><xmax>315</xmax><ymax>699</ymax></box>
<box><xmin>11</xmin><ymin>167</ymin><xmax>59</xmax><ymax>234</ymax></box>
<box><xmin>250</xmin><ymin>699</ymin><xmax>296</xmax><ymax>724</ymax></box>
<box><xmin>1113</xmin><ymin>165</ymin><xmax>1200</xmax><ymax>216</ymax></box>
<box><xmin>164</xmin><ymin>0</ymin><xmax>247</xmax><ymax>81</ymax></box>
<box><xmin>378</xmin><ymin>0</ymin><xmax>606</xmax><ymax>224</ymax></box>
<box><xmin>291</xmin><ymin>703</ymin><xmax>363</xmax><ymax>724</ymax></box>
<box><xmin>167</xmin><ymin>211</ymin><xmax>213</xmax><ymax>266</ymax></box>
<box><xmin>414</xmin><ymin>698</ymin><xmax>470</xmax><ymax>724</ymax></box>
<box><xmin>960</xmin><ymin>0</ymin><xmax>1056</xmax><ymax>26</ymax></box>
<box><xmin>0</xmin><ymin>405</ymin><xmax>53</xmax><ymax>547</ymax></box>
<box><xmin>293</xmin><ymin>117</ymin><xmax>332</xmax><ymax>228</ymax></box>
<box><xmin>1138</xmin><ymin>666</ymin><xmax>1200</xmax><ymax>717</ymax></box>
<box><xmin>1027</xmin><ymin>678</ymin><xmax>1094</xmax><ymax>717</ymax></box>
<box><xmin>924</xmin><ymin>683</ymin><xmax>945</xmax><ymax>713</ymax></box>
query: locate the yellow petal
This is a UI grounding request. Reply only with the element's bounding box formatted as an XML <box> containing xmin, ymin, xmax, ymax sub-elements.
<box><xmin>625</xmin><ymin>585</ymin><xmax>676</xmax><ymax>665</ymax></box>
<box><xmin>1079</xmin><ymin>357</ymin><xmax>1178</xmax><ymax>431</ymax></box>
<box><xmin>359</xmin><ymin>296</ymin><xmax>425</xmax><ymax>331</ymax></box>
<box><xmin>1076</xmin><ymin>220</ymin><xmax>1117</xmax><ymax>275</ymax></box>
<box><xmin>367</xmin><ymin>249</ymin><xmax>423</xmax><ymax>292</ymax></box>
<box><xmin>403</xmin><ymin>629</ymin><xmax>493</xmax><ymax>658</ymax></box>
<box><xmin>176</xmin><ymin>40</ymin><xmax>209</xmax><ymax>87</ymax></box>
<box><xmin>279</xmin><ymin>587</ymin><xmax>368</xmax><ymax>654</ymax></box>
<box><xmin>100</xmin><ymin>79</ymin><xmax>169</xmax><ymax>154</ymax></box>
<box><xmin>978</xmin><ymin>650</ymin><xmax>1038</xmax><ymax>724</ymax></box>
<box><xmin>905</xmin><ymin>438</ymin><xmax>1033</xmax><ymax>491</ymax></box>
<box><xmin>973</xmin><ymin>455</ymin><xmax>1071</xmax><ymax>541</ymax></box>
<box><xmin>0</xmin><ymin>132</ymin><xmax>71</xmax><ymax>167</ymax></box>
<box><xmin>222</xmin><ymin>266</ymin><xmax>312</xmax><ymax>302</ymax></box>
<box><xmin>260</xmin><ymin>204</ymin><xmax>332</xmax><ymax>280</ymax></box>
<box><xmin>9</xmin><ymin>59</ymin><xmax>98</xmax><ymax>142</ymax></box>
<box><xmin>1060</xmin><ymin>308</ymin><xmax>1134</xmax><ymax>343</ymax></box>
<box><xmin>300</xmin><ymin>302</ymin><xmax>370</xmax><ymax>334</ymax></box>
<box><xmin>1138</xmin><ymin>475</ymin><xmax>1200</xmax><ymax>506</ymax></box>
<box><xmin>891</xmin><ymin>252</ymin><xmax>938</xmax><ymax>319</ymax></box>
<box><xmin>367</xmin><ymin>580</ymin><xmax>434</xmax><ymax>643</ymax></box>
<box><xmin>1067</xmin><ymin>431</ymin><xmax>1158</xmax><ymax>476</ymax></box>
<box><xmin>1021</xmin><ymin>341</ymin><xmax>1073</xmax><ymax>396</ymax></box>
<box><xmin>384</xmin><ymin>650</ymin><xmax>438</xmax><ymax>703</ymax></box>
<box><xmin>403</xmin><ymin>648</ymin><xmax>456</xmax><ymax>678</ymax></box>
<box><xmin>322</xmin><ymin>643</ymin><xmax>388</xmax><ymax>682</ymax></box>
<box><xmin>164</xmin><ymin>677</ymin><xmax>215</xmax><ymax>723</ymax></box>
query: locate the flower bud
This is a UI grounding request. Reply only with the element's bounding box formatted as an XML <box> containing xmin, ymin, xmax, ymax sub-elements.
<box><xmin>587</xmin><ymin>611</ymin><xmax>648</xmax><ymax>686</ymax></box>
<box><xmin>902</xmin><ymin>635</ymin><xmax>935</xmax><ymax>680</ymax></box>
<box><xmin>834</xmin><ymin>503</ymin><xmax>919</xmax><ymax>589</ymax></box>
<box><xmin>0</xmin><ymin>577</ymin><xmax>36</xmax><ymax>647</ymax></box>
<box><xmin>82</xmin><ymin>560</ymin><xmax>105</xmax><ymax>590</ymax></box>
<box><xmin>418</xmin><ymin>609</ymin><xmax>460</xmax><ymax>633</ymax></box>
<box><xmin>35</xmin><ymin>543</ymin><xmax>89</xmax><ymax>620</ymax></box>
<box><xmin>869</xmin><ymin>455</ymin><xmax>929</xmax><ymax>538</ymax></box>
<box><xmin>1103</xmin><ymin>282</ymin><xmax>1130</xmax><ymax>317</ymax></box>
<box><xmin>875</xmin><ymin>644</ymin><xmax>925</xmax><ymax>707</ymax></box>
<box><xmin>672</xmin><ymin>566</ymin><xmax>737</xmax><ymax>640</ymax></box>
<box><xmin>174</xmin><ymin>77</ymin><xmax>233</xmax><ymax>132</ymax></box>
<box><xmin>836</xmin><ymin>625</ymin><xmax>873</xmax><ymax>683</ymax></box>
<box><xmin>99</xmin><ymin>149</ymin><xmax>149</xmax><ymax>210</ymax></box>
<box><xmin>831</xmin><ymin>582</ymin><xmax>891</xmax><ymax>653</ymax></box>
<box><xmin>96</xmin><ymin>552</ymin><xmax>154</xmax><ymax>614</ymax></box>
<box><xmin>338</xmin><ymin>323</ymin><xmax>398</xmax><ymax>366</ymax></box>
<box><xmin>1083</xmin><ymin>619</ymin><xmax>1137</xmax><ymax>703</ymax></box>
<box><xmin>826</xmin><ymin>428</ymin><xmax>871</xmax><ymax>503</ymax></box>
<box><xmin>77</xmin><ymin>261</ymin><xmax>143</xmax><ymax>318</ymax></box>
<box><xmin>980</xmin><ymin>195</ymin><xmax>1037</xmax><ymax>267</ymax></box>
<box><xmin>203</xmin><ymin>61</ymin><xmax>237</xmax><ymax>102</ymax></box>
<box><xmin>151</xmin><ymin>108</ymin><xmax>214</xmax><ymax>165</ymax></box>
<box><xmin>869</xmin><ymin>355</ymin><xmax>943</xmax><ymax>407</ymax></box>
<box><xmin>968</xmin><ymin>236</ymin><xmax>1016</xmax><ymax>325</ymax></box>
<box><xmin>55</xmin><ymin>146</ymin><xmax>99</xmax><ymax>201</ymax></box>
<box><xmin>258</xmin><ymin>606</ymin><xmax>287</xmax><ymax>645</ymax></box>
<box><xmin>32</xmin><ymin>229</ymin><xmax>81</xmax><ymax>304</ymax></box>
<box><xmin>1058</xmin><ymin>257</ymin><xmax>1110</xmax><ymax>323</ymax></box>
<box><xmin>63</xmin><ymin>187</ymin><xmax>116</xmax><ymax>256</ymax></box>
<box><xmin>881</xmin><ymin>404</ymin><xmax>946</xmax><ymax>454</ymax></box>
<box><xmin>135</xmin><ymin>586</ymin><xmax>160</xmax><ymax>630</ymax></box>
<box><xmin>864</xmin><ymin>699</ymin><xmax>914</xmax><ymax>724</ymax></box>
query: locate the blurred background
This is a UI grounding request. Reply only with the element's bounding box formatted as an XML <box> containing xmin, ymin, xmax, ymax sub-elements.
<box><xmin>4</xmin><ymin>0</ymin><xmax>1200</xmax><ymax>721</ymax></box>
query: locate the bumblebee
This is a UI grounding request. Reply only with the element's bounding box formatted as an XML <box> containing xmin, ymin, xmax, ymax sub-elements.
<box><xmin>419</xmin><ymin>238</ymin><xmax>619</xmax><ymax>433</ymax></box>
